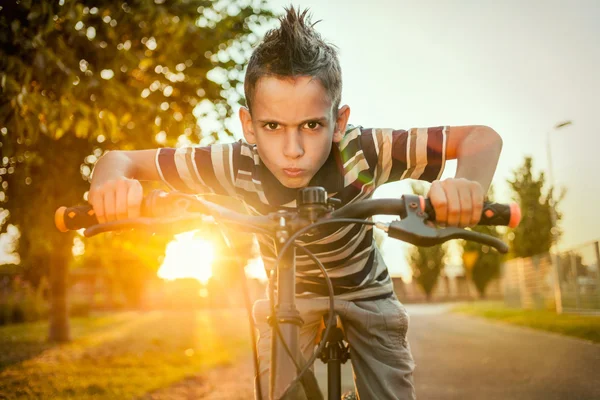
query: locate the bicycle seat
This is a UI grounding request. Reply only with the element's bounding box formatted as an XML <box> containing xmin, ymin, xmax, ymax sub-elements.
<box><xmin>315</xmin><ymin>313</ymin><xmax>345</xmax><ymax>344</ymax></box>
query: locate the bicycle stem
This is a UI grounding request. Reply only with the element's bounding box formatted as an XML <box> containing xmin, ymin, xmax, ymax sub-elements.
<box><xmin>271</xmin><ymin>216</ymin><xmax>304</xmax><ymax>400</ymax></box>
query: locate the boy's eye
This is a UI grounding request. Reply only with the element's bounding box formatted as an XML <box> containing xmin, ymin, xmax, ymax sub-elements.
<box><xmin>304</xmin><ymin>121</ymin><xmax>321</xmax><ymax>130</ymax></box>
<box><xmin>264</xmin><ymin>122</ymin><xmax>279</xmax><ymax>130</ymax></box>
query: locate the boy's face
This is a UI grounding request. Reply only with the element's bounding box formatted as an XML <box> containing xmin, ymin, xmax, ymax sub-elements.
<box><xmin>240</xmin><ymin>76</ymin><xmax>350</xmax><ymax>189</ymax></box>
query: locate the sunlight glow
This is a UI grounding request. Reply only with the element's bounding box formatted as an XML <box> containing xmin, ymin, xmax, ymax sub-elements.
<box><xmin>244</xmin><ymin>256</ymin><xmax>268</xmax><ymax>281</ymax></box>
<box><xmin>157</xmin><ymin>232</ymin><xmax>215</xmax><ymax>284</ymax></box>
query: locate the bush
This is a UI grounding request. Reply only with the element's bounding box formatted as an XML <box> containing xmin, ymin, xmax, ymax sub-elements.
<box><xmin>0</xmin><ymin>276</ymin><xmax>49</xmax><ymax>326</ymax></box>
<box><xmin>0</xmin><ymin>302</ymin><xmax>11</xmax><ymax>325</ymax></box>
<box><xmin>69</xmin><ymin>301</ymin><xmax>91</xmax><ymax>318</ymax></box>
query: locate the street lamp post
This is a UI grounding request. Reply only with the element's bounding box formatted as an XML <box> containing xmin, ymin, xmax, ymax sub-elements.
<box><xmin>546</xmin><ymin>120</ymin><xmax>573</xmax><ymax>314</ymax></box>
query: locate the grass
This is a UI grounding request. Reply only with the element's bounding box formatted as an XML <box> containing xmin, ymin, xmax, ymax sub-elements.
<box><xmin>0</xmin><ymin>309</ymin><xmax>251</xmax><ymax>399</ymax></box>
<box><xmin>452</xmin><ymin>301</ymin><xmax>600</xmax><ymax>343</ymax></box>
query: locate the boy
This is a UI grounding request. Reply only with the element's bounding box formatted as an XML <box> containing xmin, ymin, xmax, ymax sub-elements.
<box><xmin>89</xmin><ymin>7</ymin><xmax>502</xmax><ymax>399</ymax></box>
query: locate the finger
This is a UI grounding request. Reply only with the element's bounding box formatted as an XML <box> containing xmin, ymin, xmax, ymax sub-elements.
<box><xmin>444</xmin><ymin>181</ymin><xmax>461</xmax><ymax>227</ymax></box>
<box><xmin>103</xmin><ymin>181</ymin><xmax>117</xmax><ymax>222</ymax></box>
<box><xmin>429</xmin><ymin>181</ymin><xmax>447</xmax><ymax>225</ymax></box>
<box><xmin>127</xmin><ymin>180</ymin><xmax>143</xmax><ymax>219</ymax></box>
<box><xmin>90</xmin><ymin>189</ymin><xmax>106</xmax><ymax>224</ymax></box>
<box><xmin>115</xmin><ymin>179</ymin><xmax>128</xmax><ymax>220</ymax></box>
<box><xmin>457</xmin><ymin>184</ymin><xmax>472</xmax><ymax>228</ymax></box>
<box><xmin>471</xmin><ymin>187</ymin><xmax>484</xmax><ymax>226</ymax></box>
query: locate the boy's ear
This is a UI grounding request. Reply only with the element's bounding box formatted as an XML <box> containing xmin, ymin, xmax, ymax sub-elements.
<box><xmin>239</xmin><ymin>107</ymin><xmax>256</xmax><ymax>144</ymax></box>
<box><xmin>332</xmin><ymin>105</ymin><xmax>350</xmax><ymax>143</ymax></box>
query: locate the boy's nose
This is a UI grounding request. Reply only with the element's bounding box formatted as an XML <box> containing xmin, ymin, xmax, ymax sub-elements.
<box><xmin>283</xmin><ymin>130</ymin><xmax>304</xmax><ymax>159</ymax></box>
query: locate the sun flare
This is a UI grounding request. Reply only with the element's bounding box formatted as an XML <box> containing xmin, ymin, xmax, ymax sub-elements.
<box><xmin>244</xmin><ymin>256</ymin><xmax>268</xmax><ymax>281</ymax></box>
<box><xmin>157</xmin><ymin>232</ymin><xmax>215</xmax><ymax>284</ymax></box>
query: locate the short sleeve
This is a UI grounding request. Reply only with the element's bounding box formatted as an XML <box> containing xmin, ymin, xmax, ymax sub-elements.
<box><xmin>155</xmin><ymin>141</ymin><xmax>240</xmax><ymax>195</ymax></box>
<box><xmin>365</xmin><ymin>126</ymin><xmax>447</xmax><ymax>185</ymax></box>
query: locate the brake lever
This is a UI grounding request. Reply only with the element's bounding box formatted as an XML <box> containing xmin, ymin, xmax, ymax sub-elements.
<box><xmin>380</xmin><ymin>194</ymin><xmax>509</xmax><ymax>254</ymax></box>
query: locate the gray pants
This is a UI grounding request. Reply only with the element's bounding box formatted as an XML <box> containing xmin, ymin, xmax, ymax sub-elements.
<box><xmin>253</xmin><ymin>295</ymin><xmax>417</xmax><ymax>399</ymax></box>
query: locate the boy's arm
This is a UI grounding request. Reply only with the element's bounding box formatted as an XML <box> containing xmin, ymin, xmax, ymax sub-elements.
<box><xmin>89</xmin><ymin>149</ymin><xmax>160</xmax><ymax>223</ymax></box>
<box><xmin>89</xmin><ymin>142</ymin><xmax>240</xmax><ymax>223</ymax></box>
<box><xmin>91</xmin><ymin>149</ymin><xmax>161</xmax><ymax>185</ymax></box>
<box><xmin>429</xmin><ymin>125</ymin><xmax>503</xmax><ymax>228</ymax></box>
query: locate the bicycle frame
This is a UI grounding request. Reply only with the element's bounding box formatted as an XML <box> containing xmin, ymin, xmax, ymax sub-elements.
<box><xmin>267</xmin><ymin>210</ymin><xmax>324</xmax><ymax>400</ymax></box>
<box><xmin>271</xmin><ymin>239</ymin><xmax>302</xmax><ymax>399</ymax></box>
<box><xmin>56</xmin><ymin>187</ymin><xmax>518</xmax><ymax>400</ymax></box>
<box><xmin>269</xmin><ymin>240</ymin><xmax>348</xmax><ymax>400</ymax></box>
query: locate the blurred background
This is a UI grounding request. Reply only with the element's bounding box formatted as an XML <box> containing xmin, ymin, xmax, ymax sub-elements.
<box><xmin>0</xmin><ymin>1</ymin><xmax>598</xmax><ymax>399</ymax></box>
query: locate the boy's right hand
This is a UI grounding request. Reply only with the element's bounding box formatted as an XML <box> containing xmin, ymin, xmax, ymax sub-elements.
<box><xmin>88</xmin><ymin>178</ymin><xmax>143</xmax><ymax>223</ymax></box>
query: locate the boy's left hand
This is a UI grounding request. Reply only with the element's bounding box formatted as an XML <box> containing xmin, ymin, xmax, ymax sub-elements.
<box><xmin>428</xmin><ymin>178</ymin><xmax>484</xmax><ymax>228</ymax></box>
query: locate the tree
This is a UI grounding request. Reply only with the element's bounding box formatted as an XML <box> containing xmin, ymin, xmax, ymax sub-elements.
<box><xmin>461</xmin><ymin>187</ymin><xmax>504</xmax><ymax>298</ymax></box>
<box><xmin>407</xmin><ymin>181</ymin><xmax>446</xmax><ymax>300</ymax></box>
<box><xmin>507</xmin><ymin>156</ymin><xmax>563</xmax><ymax>258</ymax></box>
<box><xmin>0</xmin><ymin>0</ymin><xmax>274</xmax><ymax>341</ymax></box>
<box><xmin>73</xmin><ymin>230</ymin><xmax>171</xmax><ymax>308</ymax></box>
<box><xmin>409</xmin><ymin>244</ymin><xmax>445</xmax><ymax>301</ymax></box>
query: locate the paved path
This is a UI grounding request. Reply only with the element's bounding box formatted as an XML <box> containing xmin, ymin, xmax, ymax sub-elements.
<box><xmin>409</xmin><ymin>303</ymin><xmax>599</xmax><ymax>400</ymax></box>
<box><xmin>157</xmin><ymin>303</ymin><xmax>600</xmax><ymax>399</ymax></box>
<box><xmin>315</xmin><ymin>303</ymin><xmax>600</xmax><ymax>399</ymax></box>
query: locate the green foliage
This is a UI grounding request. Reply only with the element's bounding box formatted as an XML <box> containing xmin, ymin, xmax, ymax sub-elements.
<box><xmin>0</xmin><ymin>0</ymin><xmax>273</xmax><ymax>154</ymax></box>
<box><xmin>507</xmin><ymin>156</ymin><xmax>563</xmax><ymax>258</ymax></box>
<box><xmin>465</xmin><ymin>227</ymin><xmax>503</xmax><ymax>298</ymax></box>
<box><xmin>1</xmin><ymin>0</ymin><xmax>274</xmax><ymax>233</ymax></box>
<box><xmin>453</xmin><ymin>301</ymin><xmax>600</xmax><ymax>343</ymax></box>
<box><xmin>0</xmin><ymin>276</ymin><xmax>49</xmax><ymax>325</ymax></box>
<box><xmin>0</xmin><ymin>310</ymin><xmax>251</xmax><ymax>397</ymax></box>
<box><xmin>73</xmin><ymin>230</ymin><xmax>171</xmax><ymax>308</ymax></box>
<box><xmin>0</xmin><ymin>0</ymin><xmax>274</xmax><ymax>340</ymax></box>
<box><xmin>409</xmin><ymin>244</ymin><xmax>445</xmax><ymax>300</ymax></box>
<box><xmin>408</xmin><ymin>181</ymin><xmax>446</xmax><ymax>299</ymax></box>
<box><xmin>461</xmin><ymin>187</ymin><xmax>504</xmax><ymax>298</ymax></box>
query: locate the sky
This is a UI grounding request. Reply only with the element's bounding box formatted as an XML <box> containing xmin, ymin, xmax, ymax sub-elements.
<box><xmin>234</xmin><ymin>0</ymin><xmax>600</xmax><ymax>278</ymax></box>
<box><xmin>3</xmin><ymin>0</ymin><xmax>599</xmax><ymax>279</ymax></box>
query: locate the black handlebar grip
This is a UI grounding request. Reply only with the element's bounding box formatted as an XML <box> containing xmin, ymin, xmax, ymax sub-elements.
<box><xmin>423</xmin><ymin>199</ymin><xmax>521</xmax><ymax>228</ymax></box>
<box><xmin>55</xmin><ymin>190</ymin><xmax>188</xmax><ymax>232</ymax></box>
<box><xmin>55</xmin><ymin>205</ymin><xmax>98</xmax><ymax>232</ymax></box>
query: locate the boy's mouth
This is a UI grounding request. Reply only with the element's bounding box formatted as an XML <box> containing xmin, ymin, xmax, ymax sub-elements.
<box><xmin>283</xmin><ymin>168</ymin><xmax>304</xmax><ymax>177</ymax></box>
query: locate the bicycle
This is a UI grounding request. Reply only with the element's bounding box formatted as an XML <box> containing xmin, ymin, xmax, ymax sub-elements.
<box><xmin>55</xmin><ymin>186</ymin><xmax>520</xmax><ymax>400</ymax></box>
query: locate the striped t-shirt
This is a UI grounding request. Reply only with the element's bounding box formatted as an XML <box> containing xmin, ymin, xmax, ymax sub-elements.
<box><xmin>156</xmin><ymin>125</ymin><xmax>447</xmax><ymax>301</ymax></box>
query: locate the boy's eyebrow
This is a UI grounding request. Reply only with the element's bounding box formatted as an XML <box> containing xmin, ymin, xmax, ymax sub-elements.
<box><xmin>257</xmin><ymin>116</ymin><xmax>329</xmax><ymax>125</ymax></box>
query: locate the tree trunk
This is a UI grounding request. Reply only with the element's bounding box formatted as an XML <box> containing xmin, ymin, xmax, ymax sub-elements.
<box><xmin>48</xmin><ymin>233</ymin><xmax>72</xmax><ymax>343</ymax></box>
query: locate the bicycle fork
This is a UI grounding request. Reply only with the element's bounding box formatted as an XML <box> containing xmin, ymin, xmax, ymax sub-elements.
<box><xmin>270</xmin><ymin>244</ymin><xmax>305</xmax><ymax>399</ymax></box>
<box><xmin>319</xmin><ymin>315</ymin><xmax>351</xmax><ymax>400</ymax></box>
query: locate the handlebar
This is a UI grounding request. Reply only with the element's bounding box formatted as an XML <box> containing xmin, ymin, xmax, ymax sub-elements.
<box><xmin>55</xmin><ymin>188</ymin><xmax>520</xmax><ymax>253</ymax></box>
<box><xmin>55</xmin><ymin>191</ymin><xmax>274</xmax><ymax>235</ymax></box>
<box><xmin>329</xmin><ymin>197</ymin><xmax>521</xmax><ymax>228</ymax></box>
<box><xmin>56</xmin><ymin>186</ymin><xmax>521</xmax><ymax>400</ymax></box>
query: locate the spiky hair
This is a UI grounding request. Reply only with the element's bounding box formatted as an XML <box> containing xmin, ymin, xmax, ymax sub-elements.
<box><xmin>244</xmin><ymin>6</ymin><xmax>342</xmax><ymax>114</ymax></box>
